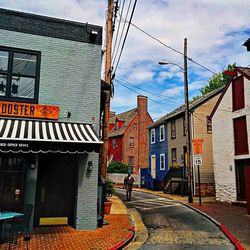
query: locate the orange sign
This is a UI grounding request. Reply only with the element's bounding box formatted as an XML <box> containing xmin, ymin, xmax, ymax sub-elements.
<box><xmin>192</xmin><ymin>138</ymin><xmax>204</xmax><ymax>155</ymax></box>
<box><xmin>0</xmin><ymin>101</ymin><xmax>59</xmax><ymax>120</ymax></box>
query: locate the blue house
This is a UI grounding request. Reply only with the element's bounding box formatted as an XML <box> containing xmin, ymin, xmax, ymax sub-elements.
<box><xmin>143</xmin><ymin>121</ymin><xmax>168</xmax><ymax>190</ymax></box>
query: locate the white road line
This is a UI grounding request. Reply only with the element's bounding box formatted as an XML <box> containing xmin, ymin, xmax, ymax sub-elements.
<box><xmin>135</xmin><ymin>203</ymin><xmax>182</xmax><ymax>211</ymax></box>
<box><xmin>128</xmin><ymin>197</ymin><xmax>170</xmax><ymax>204</ymax></box>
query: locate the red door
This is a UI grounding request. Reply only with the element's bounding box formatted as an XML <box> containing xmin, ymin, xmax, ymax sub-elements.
<box><xmin>244</xmin><ymin>166</ymin><xmax>250</xmax><ymax>215</ymax></box>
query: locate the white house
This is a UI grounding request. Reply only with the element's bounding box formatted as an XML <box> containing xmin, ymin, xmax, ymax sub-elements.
<box><xmin>211</xmin><ymin>67</ymin><xmax>250</xmax><ymax>203</ymax></box>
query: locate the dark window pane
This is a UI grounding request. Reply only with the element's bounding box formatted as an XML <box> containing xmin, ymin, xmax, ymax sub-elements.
<box><xmin>10</xmin><ymin>76</ymin><xmax>35</xmax><ymax>99</ymax></box>
<box><xmin>0</xmin><ymin>74</ymin><xmax>7</xmax><ymax>96</ymax></box>
<box><xmin>0</xmin><ymin>51</ymin><xmax>9</xmax><ymax>73</ymax></box>
<box><xmin>13</xmin><ymin>53</ymin><xmax>37</xmax><ymax>76</ymax></box>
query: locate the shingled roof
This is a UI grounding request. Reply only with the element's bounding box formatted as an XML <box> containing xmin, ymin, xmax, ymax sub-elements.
<box><xmin>149</xmin><ymin>86</ymin><xmax>224</xmax><ymax>129</ymax></box>
<box><xmin>109</xmin><ymin>108</ymin><xmax>137</xmax><ymax>137</ymax></box>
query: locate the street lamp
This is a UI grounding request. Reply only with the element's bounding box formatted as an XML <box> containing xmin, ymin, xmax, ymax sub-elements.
<box><xmin>159</xmin><ymin>38</ymin><xmax>193</xmax><ymax>203</ymax></box>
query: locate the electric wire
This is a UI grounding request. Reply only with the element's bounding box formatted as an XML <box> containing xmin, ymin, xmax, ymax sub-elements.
<box><xmin>116</xmin><ymin>76</ymin><xmax>183</xmax><ymax>106</ymax></box>
<box><xmin>112</xmin><ymin>0</ymin><xmax>132</xmax><ymax>68</ymax></box>
<box><xmin>117</xmin><ymin>14</ymin><xmax>217</xmax><ymax>75</ymax></box>
<box><xmin>112</xmin><ymin>0</ymin><xmax>126</xmax><ymax>64</ymax></box>
<box><xmin>112</xmin><ymin>0</ymin><xmax>138</xmax><ymax>78</ymax></box>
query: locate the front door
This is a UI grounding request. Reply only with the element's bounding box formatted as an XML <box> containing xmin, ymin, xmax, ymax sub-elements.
<box><xmin>151</xmin><ymin>155</ymin><xmax>156</xmax><ymax>179</ymax></box>
<box><xmin>34</xmin><ymin>154</ymin><xmax>77</xmax><ymax>226</ymax></box>
<box><xmin>235</xmin><ymin>159</ymin><xmax>250</xmax><ymax>200</ymax></box>
<box><xmin>244</xmin><ymin>166</ymin><xmax>250</xmax><ymax>215</ymax></box>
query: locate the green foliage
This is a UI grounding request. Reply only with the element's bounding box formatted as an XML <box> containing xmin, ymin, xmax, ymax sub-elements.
<box><xmin>105</xmin><ymin>179</ymin><xmax>114</xmax><ymax>197</ymax></box>
<box><xmin>107</xmin><ymin>161</ymin><xmax>129</xmax><ymax>173</ymax></box>
<box><xmin>200</xmin><ymin>63</ymin><xmax>236</xmax><ymax>95</ymax></box>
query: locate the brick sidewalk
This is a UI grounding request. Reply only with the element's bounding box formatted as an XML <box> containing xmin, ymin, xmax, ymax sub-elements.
<box><xmin>1</xmin><ymin>196</ymin><xmax>133</xmax><ymax>250</ymax></box>
<box><xmin>190</xmin><ymin>202</ymin><xmax>250</xmax><ymax>250</ymax></box>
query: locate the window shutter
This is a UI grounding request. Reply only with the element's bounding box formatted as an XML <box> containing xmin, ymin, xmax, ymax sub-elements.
<box><xmin>232</xmin><ymin>76</ymin><xmax>245</xmax><ymax>111</ymax></box>
<box><xmin>233</xmin><ymin>116</ymin><xmax>249</xmax><ymax>155</ymax></box>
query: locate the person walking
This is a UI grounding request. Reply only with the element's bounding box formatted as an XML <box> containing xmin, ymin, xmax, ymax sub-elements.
<box><xmin>123</xmin><ymin>173</ymin><xmax>135</xmax><ymax>201</ymax></box>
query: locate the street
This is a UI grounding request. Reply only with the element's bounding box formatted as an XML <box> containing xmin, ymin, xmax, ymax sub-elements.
<box><xmin>115</xmin><ymin>189</ymin><xmax>235</xmax><ymax>250</ymax></box>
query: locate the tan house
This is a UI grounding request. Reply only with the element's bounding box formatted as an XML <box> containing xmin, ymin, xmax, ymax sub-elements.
<box><xmin>158</xmin><ymin>87</ymin><xmax>223</xmax><ymax>196</ymax></box>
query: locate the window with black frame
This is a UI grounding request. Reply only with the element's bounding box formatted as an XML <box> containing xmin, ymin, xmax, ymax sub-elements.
<box><xmin>0</xmin><ymin>47</ymin><xmax>40</xmax><ymax>103</ymax></box>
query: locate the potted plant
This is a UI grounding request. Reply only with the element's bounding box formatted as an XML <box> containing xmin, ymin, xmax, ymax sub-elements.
<box><xmin>103</xmin><ymin>179</ymin><xmax>114</xmax><ymax>214</ymax></box>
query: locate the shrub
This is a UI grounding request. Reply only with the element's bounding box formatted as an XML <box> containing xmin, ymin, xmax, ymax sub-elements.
<box><xmin>105</xmin><ymin>179</ymin><xmax>114</xmax><ymax>197</ymax></box>
<box><xmin>107</xmin><ymin>161</ymin><xmax>129</xmax><ymax>173</ymax></box>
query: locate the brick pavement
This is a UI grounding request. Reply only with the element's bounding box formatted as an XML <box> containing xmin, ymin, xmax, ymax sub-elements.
<box><xmin>190</xmin><ymin>202</ymin><xmax>250</xmax><ymax>250</ymax></box>
<box><xmin>1</xmin><ymin>196</ymin><xmax>133</xmax><ymax>250</ymax></box>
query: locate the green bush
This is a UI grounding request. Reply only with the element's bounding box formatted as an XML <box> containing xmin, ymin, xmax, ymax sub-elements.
<box><xmin>107</xmin><ymin>161</ymin><xmax>129</xmax><ymax>173</ymax></box>
<box><xmin>105</xmin><ymin>179</ymin><xmax>114</xmax><ymax>197</ymax></box>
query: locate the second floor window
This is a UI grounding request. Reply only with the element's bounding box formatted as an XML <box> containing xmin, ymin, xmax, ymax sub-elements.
<box><xmin>171</xmin><ymin>148</ymin><xmax>177</xmax><ymax>165</ymax></box>
<box><xmin>112</xmin><ymin>138</ymin><xmax>116</xmax><ymax>148</ymax></box>
<box><xmin>129</xmin><ymin>137</ymin><xmax>134</xmax><ymax>147</ymax></box>
<box><xmin>171</xmin><ymin>121</ymin><xmax>176</xmax><ymax>139</ymax></box>
<box><xmin>151</xmin><ymin>129</ymin><xmax>155</xmax><ymax>144</ymax></box>
<box><xmin>160</xmin><ymin>125</ymin><xmax>165</xmax><ymax>141</ymax></box>
<box><xmin>183</xmin><ymin>117</ymin><xmax>186</xmax><ymax>136</ymax></box>
<box><xmin>207</xmin><ymin>116</ymin><xmax>212</xmax><ymax>133</ymax></box>
<box><xmin>0</xmin><ymin>47</ymin><xmax>40</xmax><ymax>103</ymax></box>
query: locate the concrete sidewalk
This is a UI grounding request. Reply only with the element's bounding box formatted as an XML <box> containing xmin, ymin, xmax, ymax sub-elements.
<box><xmin>133</xmin><ymin>188</ymin><xmax>250</xmax><ymax>250</ymax></box>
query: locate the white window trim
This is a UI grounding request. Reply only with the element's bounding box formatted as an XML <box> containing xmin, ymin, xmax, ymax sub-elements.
<box><xmin>151</xmin><ymin>128</ymin><xmax>155</xmax><ymax>144</ymax></box>
<box><xmin>160</xmin><ymin>153</ymin><xmax>165</xmax><ymax>170</ymax></box>
<box><xmin>160</xmin><ymin>125</ymin><xmax>165</xmax><ymax>142</ymax></box>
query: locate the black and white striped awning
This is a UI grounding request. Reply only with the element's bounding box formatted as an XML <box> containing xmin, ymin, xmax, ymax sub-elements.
<box><xmin>0</xmin><ymin>118</ymin><xmax>102</xmax><ymax>153</ymax></box>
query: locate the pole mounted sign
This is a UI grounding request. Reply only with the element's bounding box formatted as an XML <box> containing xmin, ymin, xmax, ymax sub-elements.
<box><xmin>192</xmin><ymin>138</ymin><xmax>204</xmax><ymax>206</ymax></box>
<box><xmin>192</xmin><ymin>138</ymin><xmax>204</xmax><ymax>155</ymax></box>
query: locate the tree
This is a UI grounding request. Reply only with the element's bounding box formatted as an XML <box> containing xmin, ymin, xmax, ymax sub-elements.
<box><xmin>200</xmin><ymin>63</ymin><xmax>236</xmax><ymax>95</ymax></box>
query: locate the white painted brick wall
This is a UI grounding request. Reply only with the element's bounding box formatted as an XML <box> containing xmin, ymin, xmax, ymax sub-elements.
<box><xmin>213</xmin><ymin>76</ymin><xmax>250</xmax><ymax>202</ymax></box>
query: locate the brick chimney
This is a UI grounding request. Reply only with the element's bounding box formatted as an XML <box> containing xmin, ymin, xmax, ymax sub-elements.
<box><xmin>110</xmin><ymin>111</ymin><xmax>116</xmax><ymax>118</ymax></box>
<box><xmin>137</xmin><ymin>95</ymin><xmax>148</xmax><ymax>115</ymax></box>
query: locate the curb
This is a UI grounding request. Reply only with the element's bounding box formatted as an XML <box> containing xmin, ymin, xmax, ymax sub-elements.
<box><xmin>109</xmin><ymin>226</ymin><xmax>135</xmax><ymax>250</ymax></box>
<box><xmin>184</xmin><ymin>203</ymin><xmax>245</xmax><ymax>250</ymax></box>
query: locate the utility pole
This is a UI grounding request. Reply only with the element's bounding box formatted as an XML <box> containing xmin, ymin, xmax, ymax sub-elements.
<box><xmin>101</xmin><ymin>0</ymin><xmax>113</xmax><ymax>179</ymax></box>
<box><xmin>184</xmin><ymin>38</ymin><xmax>193</xmax><ymax>203</ymax></box>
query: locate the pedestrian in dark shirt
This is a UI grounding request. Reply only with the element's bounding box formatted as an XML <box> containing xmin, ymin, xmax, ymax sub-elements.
<box><xmin>123</xmin><ymin>173</ymin><xmax>135</xmax><ymax>201</ymax></box>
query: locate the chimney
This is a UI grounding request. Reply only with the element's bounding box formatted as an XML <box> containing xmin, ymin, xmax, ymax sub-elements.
<box><xmin>137</xmin><ymin>95</ymin><xmax>148</xmax><ymax>115</ymax></box>
<box><xmin>110</xmin><ymin>111</ymin><xmax>116</xmax><ymax>118</ymax></box>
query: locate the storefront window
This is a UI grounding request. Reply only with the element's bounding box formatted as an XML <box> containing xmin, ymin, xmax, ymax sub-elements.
<box><xmin>0</xmin><ymin>156</ymin><xmax>25</xmax><ymax>211</ymax></box>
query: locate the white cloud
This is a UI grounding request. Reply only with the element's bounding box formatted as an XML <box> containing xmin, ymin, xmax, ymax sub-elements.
<box><xmin>1</xmin><ymin>0</ymin><xmax>249</xmax><ymax>118</ymax></box>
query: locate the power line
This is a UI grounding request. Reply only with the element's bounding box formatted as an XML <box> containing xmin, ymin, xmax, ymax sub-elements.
<box><xmin>117</xmin><ymin>14</ymin><xmax>217</xmax><ymax>75</ymax></box>
<box><xmin>116</xmin><ymin>76</ymin><xmax>183</xmax><ymax>106</ymax></box>
<box><xmin>112</xmin><ymin>0</ymin><xmax>126</xmax><ymax>64</ymax></box>
<box><xmin>112</xmin><ymin>0</ymin><xmax>138</xmax><ymax>78</ymax></box>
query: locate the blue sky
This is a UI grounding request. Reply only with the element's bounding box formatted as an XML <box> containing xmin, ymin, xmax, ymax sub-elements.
<box><xmin>1</xmin><ymin>0</ymin><xmax>249</xmax><ymax>120</ymax></box>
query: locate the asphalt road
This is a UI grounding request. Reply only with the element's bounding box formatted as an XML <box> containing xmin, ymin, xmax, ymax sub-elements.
<box><xmin>115</xmin><ymin>189</ymin><xmax>235</xmax><ymax>250</ymax></box>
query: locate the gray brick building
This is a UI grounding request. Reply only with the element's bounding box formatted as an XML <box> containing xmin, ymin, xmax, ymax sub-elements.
<box><xmin>0</xmin><ymin>8</ymin><xmax>103</xmax><ymax>230</ymax></box>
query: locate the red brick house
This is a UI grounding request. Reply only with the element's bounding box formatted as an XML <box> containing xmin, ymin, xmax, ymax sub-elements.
<box><xmin>108</xmin><ymin>95</ymin><xmax>153</xmax><ymax>174</ymax></box>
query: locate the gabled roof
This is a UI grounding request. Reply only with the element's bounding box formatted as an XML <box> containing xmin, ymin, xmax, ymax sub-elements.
<box><xmin>210</xmin><ymin>67</ymin><xmax>250</xmax><ymax>118</ymax></box>
<box><xmin>109</xmin><ymin>108</ymin><xmax>137</xmax><ymax>137</ymax></box>
<box><xmin>149</xmin><ymin>86</ymin><xmax>224</xmax><ymax>129</ymax></box>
